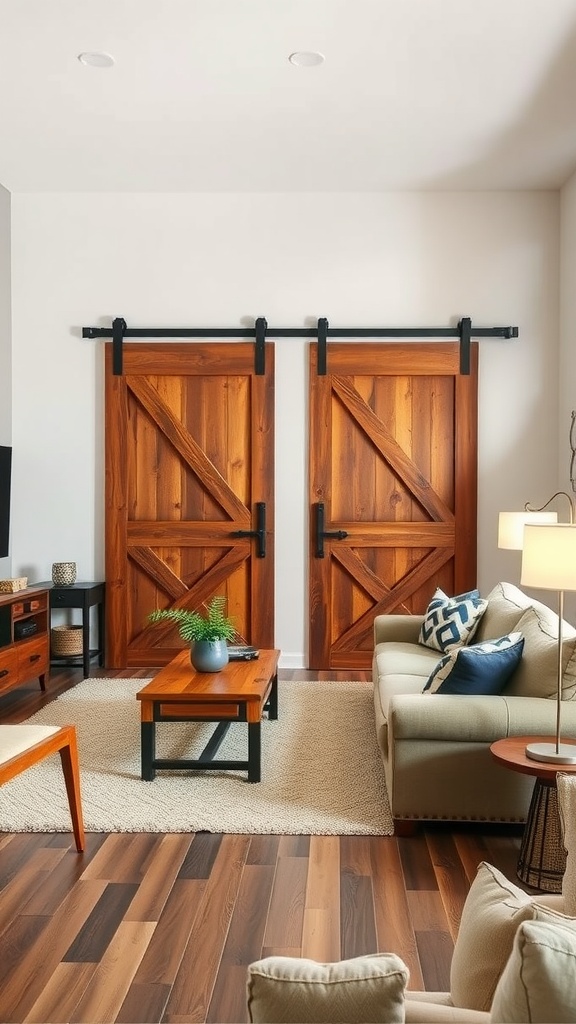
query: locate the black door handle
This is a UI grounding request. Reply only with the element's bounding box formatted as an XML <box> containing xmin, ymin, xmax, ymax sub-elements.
<box><xmin>231</xmin><ymin>502</ymin><xmax>266</xmax><ymax>558</ymax></box>
<box><xmin>315</xmin><ymin>502</ymin><xmax>348</xmax><ymax>558</ymax></box>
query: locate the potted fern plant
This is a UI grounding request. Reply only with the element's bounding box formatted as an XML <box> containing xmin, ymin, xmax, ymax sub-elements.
<box><xmin>148</xmin><ymin>595</ymin><xmax>237</xmax><ymax>672</ymax></box>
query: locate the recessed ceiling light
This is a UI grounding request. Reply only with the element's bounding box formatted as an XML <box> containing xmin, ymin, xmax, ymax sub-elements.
<box><xmin>78</xmin><ymin>52</ymin><xmax>115</xmax><ymax>68</ymax></box>
<box><xmin>288</xmin><ymin>51</ymin><xmax>325</xmax><ymax>67</ymax></box>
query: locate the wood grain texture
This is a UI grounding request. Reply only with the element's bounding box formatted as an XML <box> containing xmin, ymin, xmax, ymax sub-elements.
<box><xmin>105</xmin><ymin>341</ymin><xmax>275</xmax><ymax>669</ymax></box>
<box><xmin>0</xmin><ymin>666</ymin><xmax>526</xmax><ymax>1023</ymax></box>
<box><xmin>308</xmin><ymin>342</ymin><xmax>478</xmax><ymax>669</ymax></box>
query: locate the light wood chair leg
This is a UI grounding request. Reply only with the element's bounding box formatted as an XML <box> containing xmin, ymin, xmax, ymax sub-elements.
<box><xmin>58</xmin><ymin>728</ymin><xmax>85</xmax><ymax>852</ymax></box>
<box><xmin>0</xmin><ymin>723</ymin><xmax>85</xmax><ymax>851</ymax></box>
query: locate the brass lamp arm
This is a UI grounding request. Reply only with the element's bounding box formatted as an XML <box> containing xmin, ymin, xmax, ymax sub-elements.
<box><xmin>524</xmin><ymin>491</ymin><xmax>575</xmax><ymax>525</ymax></box>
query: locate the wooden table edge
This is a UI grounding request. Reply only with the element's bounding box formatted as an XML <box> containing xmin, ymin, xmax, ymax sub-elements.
<box><xmin>490</xmin><ymin>735</ymin><xmax>576</xmax><ymax>779</ymax></box>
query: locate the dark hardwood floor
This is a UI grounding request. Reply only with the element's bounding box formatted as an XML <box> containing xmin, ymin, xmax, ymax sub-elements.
<box><xmin>0</xmin><ymin>665</ymin><xmax>525</xmax><ymax>1024</ymax></box>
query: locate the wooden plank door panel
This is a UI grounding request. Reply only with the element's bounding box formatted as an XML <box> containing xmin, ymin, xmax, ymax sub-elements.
<box><xmin>309</xmin><ymin>342</ymin><xmax>478</xmax><ymax>670</ymax></box>
<box><xmin>105</xmin><ymin>342</ymin><xmax>274</xmax><ymax>668</ymax></box>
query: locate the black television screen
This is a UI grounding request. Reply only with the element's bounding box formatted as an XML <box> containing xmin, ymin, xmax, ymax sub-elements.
<box><xmin>0</xmin><ymin>445</ymin><xmax>12</xmax><ymax>558</ymax></box>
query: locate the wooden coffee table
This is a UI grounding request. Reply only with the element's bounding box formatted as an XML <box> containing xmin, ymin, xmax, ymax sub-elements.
<box><xmin>491</xmin><ymin>735</ymin><xmax>576</xmax><ymax>892</ymax></box>
<box><xmin>136</xmin><ymin>649</ymin><xmax>280</xmax><ymax>783</ymax></box>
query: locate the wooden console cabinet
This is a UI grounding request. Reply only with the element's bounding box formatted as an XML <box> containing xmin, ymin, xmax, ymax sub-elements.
<box><xmin>0</xmin><ymin>585</ymin><xmax>50</xmax><ymax>697</ymax></box>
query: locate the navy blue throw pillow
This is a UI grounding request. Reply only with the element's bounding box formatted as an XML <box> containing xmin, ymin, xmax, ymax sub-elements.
<box><xmin>423</xmin><ymin>632</ymin><xmax>525</xmax><ymax>695</ymax></box>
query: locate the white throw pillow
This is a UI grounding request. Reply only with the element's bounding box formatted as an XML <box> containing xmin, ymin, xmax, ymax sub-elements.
<box><xmin>246</xmin><ymin>953</ymin><xmax>409</xmax><ymax>1024</ymax></box>
<box><xmin>418</xmin><ymin>588</ymin><xmax>487</xmax><ymax>654</ymax></box>
<box><xmin>450</xmin><ymin>862</ymin><xmax>536</xmax><ymax>1012</ymax></box>
<box><xmin>472</xmin><ymin>581</ymin><xmax>530</xmax><ymax>644</ymax></box>
<box><xmin>505</xmin><ymin>605</ymin><xmax>576</xmax><ymax>699</ymax></box>
<box><xmin>557</xmin><ymin>772</ymin><xmax>576</xmax><ymax>916</ymax></box>
<box><xmin>490</xmin><ymin>905</ymin><xmax>576</xmax><ymax>1023</ymax></box>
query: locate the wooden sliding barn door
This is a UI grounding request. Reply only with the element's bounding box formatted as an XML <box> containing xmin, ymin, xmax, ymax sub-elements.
<box><xmin>309</xmin><ymin>342</ymin><xmax>478</xmax><ymax>670</ymax></box>
<box><xmin>105</xmin><ymin>342</ymin><xmax>274</xmax><ymax>668</ymax></box>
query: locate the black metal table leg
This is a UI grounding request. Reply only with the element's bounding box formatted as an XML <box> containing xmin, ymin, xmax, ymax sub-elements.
<box><xmin>97</xmin><ymin>595</ymin><xmax>105</xmax><ymax>666</ymax></box>
<box><xmin>141</xmin><ymin>721</ymin><xmax>156</xmax><ymax>781</ymax></box>
<box><xmin>81</xmin><ymin>593</ymin><xmax>90</xmax><ymax>678</ymax></box>
<box><xmin>266</xmin><ymin>672</ymin><xmax>279</xmax><ymax>720</ymax></box>
<box><xmin>248</xmin><ymin>721</ymin><xmax>261</xmax><ymax>782</ymax></box>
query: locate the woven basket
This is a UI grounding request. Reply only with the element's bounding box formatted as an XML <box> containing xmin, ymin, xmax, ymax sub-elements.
<box><xmin>0</xmin><ymin>577</ymin><xmax>28</xmax><ymax>594</ymax></box>
<box><xmin>51</xmin><ymin>625</ymin><xmax>83</xmax><ymax>657</ymax></box>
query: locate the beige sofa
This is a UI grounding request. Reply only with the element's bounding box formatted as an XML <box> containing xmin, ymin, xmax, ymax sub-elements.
<box><xmin>372</xmin><ymin>581</ymin><xmax>576</xmax><ymax>830</ymax></box>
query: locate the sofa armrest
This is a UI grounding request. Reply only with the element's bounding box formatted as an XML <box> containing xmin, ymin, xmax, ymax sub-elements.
<box><xmin>388</xmin><ymin>694</ymin><xmax>510</xmax><ymax>742</ymax></box>
<box><xmin>503</xmin><ymin>695</ymin><xmax>576</xmax><ymax>735</ymax></box>
<box><xmin>374</xmin><ymin>614</ymin><xmax>425</xmax><ymax>646</ymax></box>
<box><xmin>406</xmin><ymin>995</ymin><xmax>489</xmax><ymax>1023</ymax></box>
<box><xmin>388</xmin><ymin>694</ymin><xmax>576</xmax><ymax>743</ymax></box>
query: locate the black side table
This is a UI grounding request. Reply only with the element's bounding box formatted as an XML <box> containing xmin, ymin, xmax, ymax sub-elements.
<box><xmin>36</xmin><ymin>581</ymin><xmax>105</xmax><ymax>678</ymax></box>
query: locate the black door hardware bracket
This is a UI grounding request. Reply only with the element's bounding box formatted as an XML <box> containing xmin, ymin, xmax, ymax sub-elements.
<box><xmin>315</xmin><ymin>502</ymin><xmax>348</xmax><ymax>558</ymax></box>
<box><xmin>231</xmin><ymin>502</ymin><xmax>266</xmax><ymax>558</ymax></box>
<box><xmin>84</xmin><ymin>317</ymin><xmax>518</xmax><ymax>377</ymax></box>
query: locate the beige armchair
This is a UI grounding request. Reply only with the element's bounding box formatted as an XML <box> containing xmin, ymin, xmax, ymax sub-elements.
<box><xmin>0</xmin><ymin>723</ymin><xmax>85</xmax><ymax>851</ymax></box>
<box><xmin>247</xmin><ymin>829</ymin><xmax>576</xmax><ymax>1023</ymax></box>
<box><xmin>247</xmin><ymin>953</ymin><xmax>489</xmax><ymax>1022</ymax></box>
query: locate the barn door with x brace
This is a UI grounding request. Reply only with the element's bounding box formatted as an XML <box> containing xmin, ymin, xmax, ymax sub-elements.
<box><xmin>309</xmin><ymin>341</ymin><xmax>478</xmax><ymax>670</ymax></box>
<box><xmin>104</xmin><ymin>341</ymin><xmax>275</xmax><ymax>668</ymax></box>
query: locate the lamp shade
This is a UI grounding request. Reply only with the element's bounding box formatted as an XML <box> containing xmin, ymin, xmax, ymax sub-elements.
<box><xmin>498</xmin><ymin>511</ymin><xmax>558</xmax><ymax>550</ymax></box>
<box><xmin>521</xmin><ymin>523</ymin><xmax>576</xmax><ymax>591</ymax></box>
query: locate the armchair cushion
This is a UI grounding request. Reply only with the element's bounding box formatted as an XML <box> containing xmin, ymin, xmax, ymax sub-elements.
<box><xmin>418</xmin><ymin>589</ymin><xmax>487</xmax><ymax>654</ymax></box>
<box><xmin>246</xmin><ymin>953</ymin><xmax>409</xmax><ymax>1024</ymax></box>
<box><xmin>450</xmin><ymin>862</ymin><xmax>536</xmax><ymax>1012</ymax></box>
<box><xmin>490</xmin><ymin>905</ymin><xmax>576</xmax><ymax>1022</ymax></box>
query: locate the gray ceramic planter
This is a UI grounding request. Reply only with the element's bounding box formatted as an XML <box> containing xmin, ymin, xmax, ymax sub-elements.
<box><xmin>190</xmin><ymin>639</ymin><xmax>229</xmax><ymax>672</ymax></box>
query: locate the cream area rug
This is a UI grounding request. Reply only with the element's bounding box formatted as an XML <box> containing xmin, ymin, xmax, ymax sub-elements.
<box><xmin>0</xmin><ymin>678</ymin><xmax>393</xmax><ymax>835</ymax></box>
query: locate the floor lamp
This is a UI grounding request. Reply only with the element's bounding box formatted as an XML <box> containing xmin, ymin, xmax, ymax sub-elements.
<box><xmin>499</xmin><ymin>488</ymin><xmax>575</xmax><ymax>551</ymax></box>
<box><xmin>521</xmin><ymin>522</ymin><xmax>576</xmax><ymax>764</ymax></box>
<box><xmin>498</xmin><ymin>510</ymin><xmax>558</xmax><ymax>550</ymax></box>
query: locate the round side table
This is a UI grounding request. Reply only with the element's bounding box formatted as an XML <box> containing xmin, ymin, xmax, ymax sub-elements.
<box><xmin>490</xmin><ymin>735</ymin><xmax>576</xmax><ymax>893</ymax></box>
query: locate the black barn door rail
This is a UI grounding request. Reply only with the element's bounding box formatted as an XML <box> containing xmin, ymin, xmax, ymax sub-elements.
<box><xmin>83</xmin><ymin>317</ymin><xmax>518</xmax><ymax>377</ymax></box>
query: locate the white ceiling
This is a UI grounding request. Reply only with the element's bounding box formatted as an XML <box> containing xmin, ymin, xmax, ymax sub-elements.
<box><xmin>2</xmin><ymin>0</ymin><xmax>576</xmax><ymax>193</ymax></box>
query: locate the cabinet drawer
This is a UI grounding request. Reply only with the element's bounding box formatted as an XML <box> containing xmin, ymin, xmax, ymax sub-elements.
<box><xmin>12</xmin><ymin>596</ymin><xmax>46</xmax><ymax>619</ymax></box>
<box><xmin>17</xmin><ymin>636</ymin><xmax>49</xmax><ymax>679</ymax></box>
<box><xmin>0</xmin><ymin>647</ymin><xmax>18</xmax><ymax>693</ymax></box>
<box><xmin>50</xmin><ymin>590</ymin><xmax>81</xmax><ymax>608</ymax></box>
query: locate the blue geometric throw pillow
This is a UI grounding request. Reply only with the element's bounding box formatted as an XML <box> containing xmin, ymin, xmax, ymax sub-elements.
<box><xmin>418</xmin><ymin>588</ymin><xmax>487</xmax><ymax>653</ymax></box>
<box><xmin>423</xmin><ymin>632</ymin><xmax>525</xmax><ymax>695</ymax></box>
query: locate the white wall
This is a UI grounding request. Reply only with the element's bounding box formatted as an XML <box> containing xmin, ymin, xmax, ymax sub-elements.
<box><xmin>10</xmin><ymin>191</ymin><xmax>561</xmax><ymax>664</ymax></box>
<box><xmin>560</xmin><ymin>172</ymin><xmax>576</xmax><ymax>482</ymax></box>
<box><xmin>0</xmin><ymin>184</ymin><xmax>11</xmax><ymax>578</ymax></box>
<box><xmin>559</xmin><ymin>172</ymin><xmax>576</xmax><ymax>621</ymax></box>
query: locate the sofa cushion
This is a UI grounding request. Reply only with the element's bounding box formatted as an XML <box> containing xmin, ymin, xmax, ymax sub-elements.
<box><xmin>472</xmin><ymin>582</ymin><xmax>531</xmax><ymax>644</ymax></box>
<box><xmin>423</xmin><ymin>633</ymin><xmax>524</xmax><ymax>695</ymax></box>
<box><xmin>419</xmin><ymin>589</ymin><xmax>487</xmax><ymax>653</ymax></box>
<box><xmin>450</xmin><ymin>862</ymin><xmax>537</xmax><ymax>1012</ymax></box>
<box><xmin>373</xmin><ymin>641</ymin><xmax>442</xmax><ymax>721</ymax></box>
<box><xmin>246</xmin><ymin>953</ymin><xmax>409</xmax><ymax>1023</ymax></box>
<box><xmin>504</xmin><ymin>605</ymin><xmax>576</xmax><ymax>699</ymax></box>
<box><xmin>489</xmin><ymin>906</ymin><xmax>576</xmax><ymax>1023</ymax></box>
<box><xmin>557</xmin><ymin>772</ymin><xmax>576</xmax><ymax>916</ymax></box>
